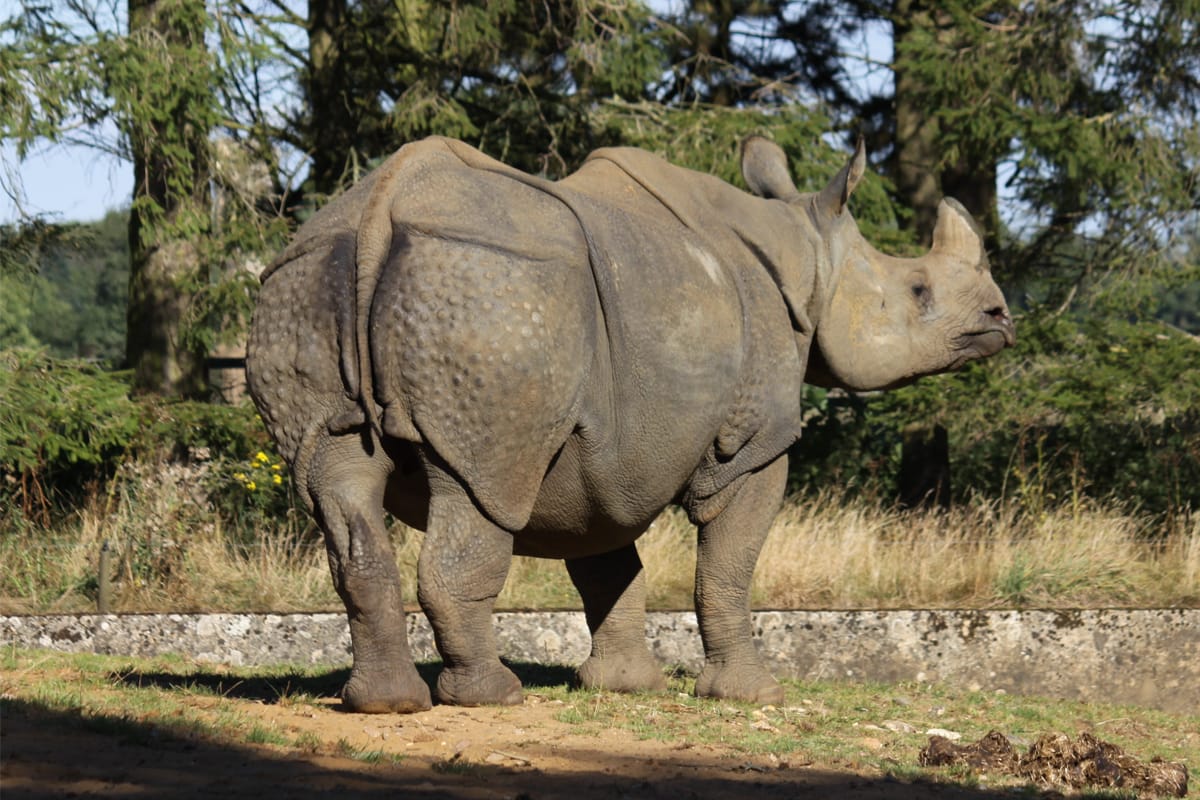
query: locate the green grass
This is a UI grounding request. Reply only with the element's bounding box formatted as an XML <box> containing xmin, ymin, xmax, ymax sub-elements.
<box><xmin>546</xmin><ymin>673</ymin><xmax>1198</xmax><ymax>786</ymax></box>
<box><xmin>2</xmin><ymin>648</ymin><xmax>333</xmax><ymax>755</ymax></box>
<box><xmin>245</xmin><ymin>724</ymin><xmax>289</xmax><ymax>746</ymax></box>
<box><xmin>293</xmin><ymin>730</ymin><xmax>323</xmax><ymax>751</ymax></box>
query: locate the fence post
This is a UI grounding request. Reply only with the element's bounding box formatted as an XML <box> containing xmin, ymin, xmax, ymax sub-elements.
<box><xmin>97</xmin><ymin>540</ymin><xmax>113</xmax><ymax>614</ymax></box>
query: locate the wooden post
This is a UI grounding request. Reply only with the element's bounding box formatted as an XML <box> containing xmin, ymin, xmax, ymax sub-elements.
<box><xmin>98</xmin><ymin>540</ymin><xmax>113</xmax><ymax>614</ymax></box>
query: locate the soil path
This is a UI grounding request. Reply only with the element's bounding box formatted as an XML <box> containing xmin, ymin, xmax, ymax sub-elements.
<box><xmin>3</xmin><ymin>679</ymin><xmax>1030</xmax><ymax>800</ymax></box>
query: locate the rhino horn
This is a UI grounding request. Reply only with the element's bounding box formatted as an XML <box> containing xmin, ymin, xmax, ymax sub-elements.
<box><xmin>930</xmin><ymin>197</ymin><xmax>986</xmax><ymax>268</ymax></box>
<box><xmin>815</xmin><ymin>137</ymin><xmax>866</xmax><ymax>218</ymax></box>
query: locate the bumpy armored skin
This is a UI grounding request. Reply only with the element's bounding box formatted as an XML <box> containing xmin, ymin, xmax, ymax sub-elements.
<box><xmin>247</xmin><ymin>135</ymin><xmax>1014</xmax><ymax>712</ymax></box>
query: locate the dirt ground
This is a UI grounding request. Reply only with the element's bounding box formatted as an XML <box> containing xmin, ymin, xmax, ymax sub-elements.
<box><xmin>2</xmin><ymin>672</ymin><xmax>1033</xmax><ymax>800</ymax></box>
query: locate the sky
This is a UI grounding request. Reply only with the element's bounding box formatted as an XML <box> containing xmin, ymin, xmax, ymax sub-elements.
<box><xmin>1</xmin><ymin>140</ymin><xmax>132</xmax><ymax>224</ymax></box>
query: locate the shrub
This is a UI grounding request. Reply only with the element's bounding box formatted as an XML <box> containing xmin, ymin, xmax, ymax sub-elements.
<box><xmin>789</xmin><ymin>315</ymin><xmax>1200</xmax><ymax>520</ymax></box>
<box><xmin>0</xmin><ymin>348</ymin><xmax>283</xmax><ymax>528</ymax></box>
<box><xmin>0</xmin><ymin>349</ymin><xmax>141</xmax><ymax>522</ymax></box>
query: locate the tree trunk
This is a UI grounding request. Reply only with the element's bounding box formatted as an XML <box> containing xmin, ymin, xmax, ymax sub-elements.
<box><xmin>891</xmin><ymin>0</ymin><xmax>999</xmax><ymax>249</ymax></box>
<box><xmin>891</xmin><ymin>0</ymin><xmax>942</xmax><ymax>245</ymax></box>
<box><xmin>305</xmin><ymin>0</ymin><xmax>356</xmax><ymax>196</ymax></box>
<box><xmin>897</xmin><ymin>423</ymin><xmax>952</xmax><ymax>510</ymax></box>
<box><xmin>125</xmin><ymin>0</ymin><xmax>213</xmax><ymax>396</ymax></box>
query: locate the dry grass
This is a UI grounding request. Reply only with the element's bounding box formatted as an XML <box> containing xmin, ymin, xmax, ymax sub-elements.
<box><xmin>750</xmin><ymin>493</ymin><xmax>1200</xmax><ymax>609</ymax></box>
<box><xmin>0</xmin><ymin>462</ymin><xmax>338</xmax><ymax>614</ymax></box>
<box><xmin>1</xmin><ymin>467</ymin><xmax>1197</xmax><ymax>614</ymax></box>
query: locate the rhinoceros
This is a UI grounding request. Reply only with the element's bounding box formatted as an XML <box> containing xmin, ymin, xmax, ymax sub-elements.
<box><xmin>247</xmin><ymin>135</ymin><xmax>1014</xmax><ymax>713</ymax></box>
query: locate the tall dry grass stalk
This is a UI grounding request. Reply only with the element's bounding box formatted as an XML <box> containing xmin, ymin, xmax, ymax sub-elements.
<box><xmin>2</xmin><ymin>468</ymin><xmax>1196</xmax><ymax>613</ymax></box>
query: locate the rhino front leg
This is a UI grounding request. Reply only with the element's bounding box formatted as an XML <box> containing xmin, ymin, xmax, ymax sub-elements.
<box><xmin>311</xmin><ymin>436</ymin><xmax>431</xmax><ymax>713</ymax></box>
<box><xmin>418</xmin><ymin>462</ymin><xmax>522</xmax><ymax>706</ymax></box>
<box><xmin>566</xmin><ymin>544</ymin><xmax>667</xmax><ymax>693</ymax></box>
<box><xmin>692</xmin><ymin>456</ymin><xmax>788</xmax><ymax>706</ymax></box>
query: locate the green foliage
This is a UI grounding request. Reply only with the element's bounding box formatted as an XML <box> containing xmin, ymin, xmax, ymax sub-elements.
<box><xmin>0</xmin><ymin>349</ymin><xmax>140</xmax><ymax>520</ymax></box>
<box><xmin>0</xmin><ymin>348</ymin><xmax>277</xmax><ymax>524</ymax></box>
<box><xmin>140</xmin><ymin>397</ymin><xmax>272</xmax><ymax>460</ymax></box>
<box><xmin>788</xmin><ymin>388</ymin><xmax>897</xmax><ymax>497</ymax></box>
<box><xmin>791</xmin><ymin>316</ymin><xmax>1200</xmax><ymax>518</ymax></box>
<box><xmin>0</xmin><ymin>212</ymin><xmax>130</xmax><ymax>361</ymax></box>
<box><xmin>2</xmin><ymin>1</ymin><xmax>287</xmax><ymax>394</ymax></box>
<box><xmin>0</xmin><ymin>277</ymin><xmax>42</xmax><ymax>350</ymax></box>
<box><xmin>590</xmin><ymin>100</ymin><xmax>910</xmax><ymax>249</ymax></box>
<box><xmin>277</xmin><ymin>0</ymin><xmax>667</xmax><ymax>198</ymax></box>
<box><xmin>206</xmin><ymin>447</ymin><xmax>297</xmax><ymax>537</ymax></box>
<box><xmin>888</xmin><ymin>1</ymin><xmax>1199</xmax><ymax>302</ymax></box>
<box><xmin>0</xmin><ymin>217</ymin><xmax>125</xmax><ymax>357</ymax></box>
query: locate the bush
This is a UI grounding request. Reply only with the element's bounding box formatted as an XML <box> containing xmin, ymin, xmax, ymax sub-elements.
<box><xmin>0</xmin><ymin>348</ymin><xmax>283</xmax><ymax>527</ymax></box>
<box><xmin>789</xmin><ymin>315</ymin><xmax>1200</xmax><ymax>520</ymax></box>
<box><xmin>0</xmin><ymin>349</ymin><xmax>141</xmax><ymax>522</ymax></box>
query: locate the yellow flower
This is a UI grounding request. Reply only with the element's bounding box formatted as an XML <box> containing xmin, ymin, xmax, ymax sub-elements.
<box><xmin>234</xmin><ymin>472</ymin><xmax>246</xmax><ymax>481</ymax></box>
<box><xmin>255</xmin><ymin>451</ymin><xmax>270</xmax><ymax>464</ymax></box>
<box><xmin>273</xmin><ymin>474</ymin><xmax>282</xmax><ymax>485</ymax></box>
<box><xmin>246</xmin><ymin>481</ymin><xmax>257</xmax><ymax>491</ymax></box>
<box><xmin>271</xmin><ymin>463</ymin><xmax>282</xmax><ymax>471</ymax></box>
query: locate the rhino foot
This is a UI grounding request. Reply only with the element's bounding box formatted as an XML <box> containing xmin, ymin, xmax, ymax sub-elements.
<box><xmin>577</xmin><ymin>651</ymin><xmax>667</xmax><ymax>694</ymax></box>
<box><xmin>694</xmin><ymin>663</ymin><xmax>785</xmax><ymax>706</ymax></box>
<box><xmin>342</xmin><ymin>666</ymin><xmax>432</xmax><ymax>714</ymax></box>
<box><xmin>436</xmin><ymin>662</ymin><xmax>523</xmax><ymax>707</ymax></box>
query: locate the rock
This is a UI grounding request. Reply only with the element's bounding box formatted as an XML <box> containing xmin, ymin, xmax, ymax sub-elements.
<box><xmin>925</xmin><ymin>728</ymin><xmax>962</xmax><ymax>740</ymax></box>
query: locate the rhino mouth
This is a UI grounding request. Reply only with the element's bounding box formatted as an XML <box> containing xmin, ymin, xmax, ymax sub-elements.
<box><xmin>953</xmin><ymin>326</ymin><xmax>1015</xmax><ymax>364</ymax></box>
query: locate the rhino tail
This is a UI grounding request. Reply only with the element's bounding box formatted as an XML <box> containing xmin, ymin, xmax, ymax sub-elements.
<box><xmin>351</xmin><ymin>149</ymin><xmax>411</xmax><ymax>438</ymax></box>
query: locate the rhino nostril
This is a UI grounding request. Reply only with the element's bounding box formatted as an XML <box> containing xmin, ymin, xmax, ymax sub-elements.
<box><xmin>985</xmin><ymin>306</ymin><xmax>1010</xmax><ymax>324</ymax></box>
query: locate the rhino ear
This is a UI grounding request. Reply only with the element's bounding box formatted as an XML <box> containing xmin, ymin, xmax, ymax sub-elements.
<box><xmin>931</xmin><ymin>197</ymin><xmax>985</xmax><ymax>267</ymax></box>
<box><xmin>741</xmin><ymin>136</ymin><xmax>799</xmax><ymax>200</ymax></box>
<box><xmin>816</xmin><ymin>138</ymin><xmax>866</xmax><ymax>218</ymax></box>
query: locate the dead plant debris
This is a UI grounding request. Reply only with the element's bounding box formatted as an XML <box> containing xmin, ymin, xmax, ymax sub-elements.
<box><xmin>919</xmin><ymin>730</ymin><xmax>1189</xmax><ymax>797</ymax></box>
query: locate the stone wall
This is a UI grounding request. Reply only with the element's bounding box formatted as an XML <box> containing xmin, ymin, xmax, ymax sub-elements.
<box><xmin>3</xmin><ymin>609</ymin><xmax>1196</xmax><ymax>713</ymax></box>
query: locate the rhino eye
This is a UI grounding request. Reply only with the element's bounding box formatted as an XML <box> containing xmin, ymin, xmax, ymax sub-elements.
<box><xmin>911</xmin><ymin>283</ymin><xmax>933</xmax><ymax>310</ymax></box>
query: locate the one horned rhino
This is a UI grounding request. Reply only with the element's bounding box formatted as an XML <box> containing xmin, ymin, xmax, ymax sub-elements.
<box><xmin>247</xmin><ymin>135</ymin><xmax>1014</xmax><ymax>713</ymax></box>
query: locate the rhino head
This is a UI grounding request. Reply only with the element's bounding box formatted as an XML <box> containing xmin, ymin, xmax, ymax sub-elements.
<box><xmin>741</xmin><ymin>137</ymin><xmax>1015</xmax><ymax>391</ymax></box>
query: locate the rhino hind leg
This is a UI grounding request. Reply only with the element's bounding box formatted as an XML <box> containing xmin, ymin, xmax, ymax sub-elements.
<box><xmin>566</xmin><ymin>545</ymin><xmax>667</xmax><ymax>694</ymax></box>
<box><xmin>418</xmin><ymin>459</ymin><xmax>522</xmax><ymax>707</ymax></box>
<box><xmin>309</xmin><ymin>436</ymin><xmax>431</xmax><ymax>713</ymax></box>
<box><xmin>690</xmin><ymin>456</ymin><xmax>788</xmax><ymax>706</ymax></box>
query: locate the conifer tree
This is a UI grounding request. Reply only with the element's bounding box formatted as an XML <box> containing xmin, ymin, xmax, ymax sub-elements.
<box><xmin>124</xmin><ymin>0</ymin><xmax>218</xmax><ymax>395</ymax></box>
<box><xmin>662</xmin><ymin>0</ymin><xmax>1199</xmax><ymax>307</ymax></box>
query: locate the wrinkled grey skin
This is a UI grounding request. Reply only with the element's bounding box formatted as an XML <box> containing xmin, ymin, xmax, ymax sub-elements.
<box><xmin>247</xmin><ymin>135</ymin><xmax>1014</xmax><ymax>713</ymax></box>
